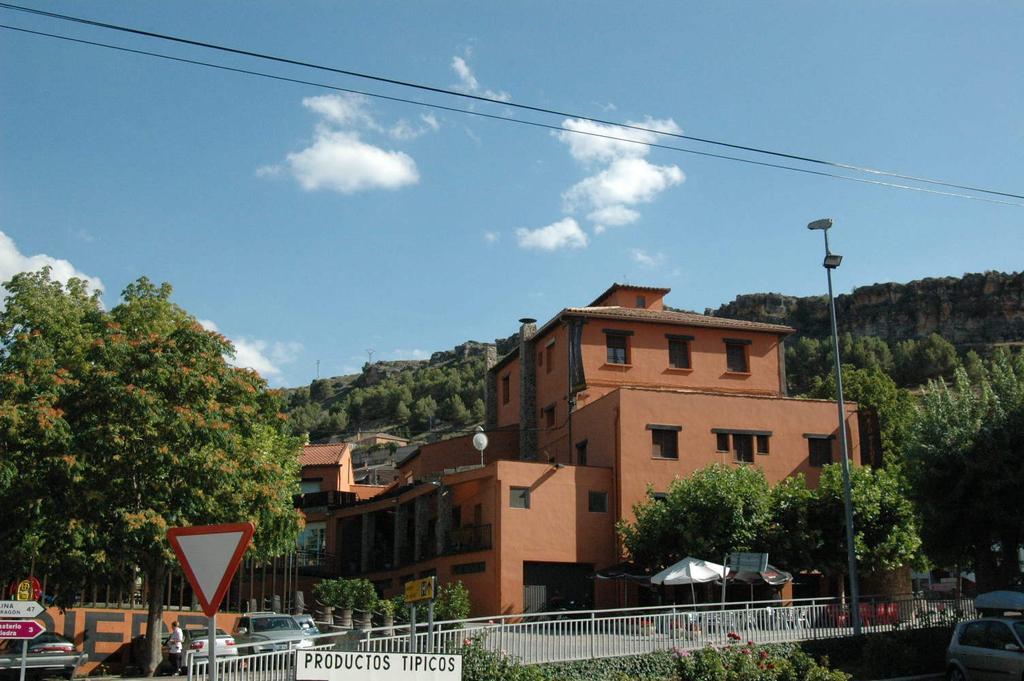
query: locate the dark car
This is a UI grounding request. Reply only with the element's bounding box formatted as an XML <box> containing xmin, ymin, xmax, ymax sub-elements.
<box><xmin>0</xmin><ymin>633</ymin><xmax>88</xmax><ymax>679</ymax></box>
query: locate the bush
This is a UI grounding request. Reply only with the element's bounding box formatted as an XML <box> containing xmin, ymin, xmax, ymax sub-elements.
<box><xmin>536</xmin><ymin>651</ymin><xmax>677</xmax><ymax>681</ymax></box>
<box><xmin>459</xmin><ymin>638</ymin><xmax>542</xmax><ymax>681</ymax></box>
<box><xmin>799</xmin><ymin>626</ymin><xmax>955</xmax><ymax>679</ymax></box>
<box><xmin>674</xmin><ymin>641</ymin><xmax>849</xmax><ymax>681</ymax></box>
<box><xmin>435</xmin><ymin>581</ymin><xmax>471</xmax><ymax>622</ymax></box>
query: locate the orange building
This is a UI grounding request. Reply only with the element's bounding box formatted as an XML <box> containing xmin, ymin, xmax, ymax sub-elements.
<box><xmin>314</xmin><ymin>284</ymin><xmax>875</xmax><ymax>616</ymax></box>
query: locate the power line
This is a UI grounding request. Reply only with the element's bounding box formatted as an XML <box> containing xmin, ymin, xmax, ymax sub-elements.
<box><xmin>2</xmin><ymin>2</ymin><xmax>1021</xmax><ymax>203</ymax></box>
<box><xmin>2</xmin><ymin>26</ymin><xmax>1022</xmax><ymax>208</ymax></box>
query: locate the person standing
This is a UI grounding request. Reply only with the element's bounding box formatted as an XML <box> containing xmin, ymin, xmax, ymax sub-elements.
<box><xmin>167</xmin><ymin>622</ymin><xmax>184</xmax><ymax>675</ymax></box>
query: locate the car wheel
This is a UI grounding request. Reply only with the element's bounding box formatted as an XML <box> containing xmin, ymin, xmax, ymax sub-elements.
<box><xmin>947</xmin><ymin>666</ymin><xmax>966</xmax><ymax>681</ymax></box>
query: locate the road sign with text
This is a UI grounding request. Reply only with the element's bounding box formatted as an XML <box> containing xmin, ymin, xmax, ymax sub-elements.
<box><xmin>0</xmin><ymin>620</ymin><xmax>43</xmax><ymax>639</ymax></box>
<box><xmin>0</xmin><ymin>601</ymin><xmax>43</xmax><ymax>618</ymax></box>
<box><xmin>403</xmin><ymin>577</ymin><xmax>435</xmax><ymax>603</ymax></box>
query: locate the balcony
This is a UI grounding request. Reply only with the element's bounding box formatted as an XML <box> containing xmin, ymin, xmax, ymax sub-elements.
<box><xmin>293</xmin><ymin>490</ymin><xmax>358</xmax><ymax>510</ymax></box>
<box><xmin>294</xmin><ymin>549</ymin><xmax>337</xmax><ymax>576</ymax></box>
<box><xmin>446</xmin><ymin>524</ymin><xmax>492</xmax><ymax>555</ymax></box>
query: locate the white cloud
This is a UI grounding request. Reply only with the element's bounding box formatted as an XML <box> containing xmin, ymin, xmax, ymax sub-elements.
<box><xmin>0</xmin><ymin>231</ymin><xmax>104</xmax><ymax>298</ymax></box>
<box><xmin>588</xmin><ymin>205</ymin><xmax>640</xmax><ymax>229</ymax></box>
<box><xmin>198</xmin><ymin>319</ymin><xmax>303</xmax><ymax>381</ymax></box>
<box><xmin>554</xmin><ymin>116</ymin><xmax>685</xmax><ymax>233</ymax></box>
<box><xmin>563</xmin><ymin>157</ymin><xmax>684</xmax><ymax>212</ymax></box>
<box><xmin>287</xmin><ymin>130</ymin><xmax>419</xmax><ymax>194</ymax></box>
<box><xmin>451</xmin><ymin>55</ymin><xmax>511</xmax><ymax>102</ymax></box>
<box><xmin>630</xmin><ymin>248</ymin><xmax>666</xmax><ymax>268</ymax></box>
<box><xmin>263</xmin><ymin>94</ymin><xmax>433</xmax><ymax>194</ymax></box>
<box><xmin>303</xmin><ymin>93</ymin><xmax>379</xmax><ymax>129</ymax></box>
<box><xmin>515</xmin><ymin>218</ymin><xmax>588</xmax><ymax>251</ymax></box>
<box><xmin>555</xmin><ymin>117</ymin><xmax>682</xmax><ymax>166</ymax></box>
<box><xmin>483</xmin><ymin>230</ymin><xmax>500</xmax><ymax>244</ymax></box>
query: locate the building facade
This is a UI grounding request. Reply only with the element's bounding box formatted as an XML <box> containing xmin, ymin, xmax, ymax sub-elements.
<box><xmin>310</xmin><ymin>284</ymin><xmax>873</xmax><ymax>616</ymax></box>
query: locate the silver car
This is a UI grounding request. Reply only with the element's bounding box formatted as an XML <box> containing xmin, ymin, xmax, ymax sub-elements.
<box><xmin>233</xmin><ymin>613</ymin><xmax>313</xmax><ymax>653</ymax></box>
<box><xmin>0</xmin><ymin>633</ymin><xmax>88</xmax><ymax>679</ymax></box>
<box><xmin>946</xmin><ymin>618</ymin><xmax>1024</xmax><ymax>681</ymax></box>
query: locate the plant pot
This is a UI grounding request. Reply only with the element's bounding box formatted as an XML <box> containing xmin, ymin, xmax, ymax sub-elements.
<box><xmin>381</xmin><ymin>614</ymin><xmax>394</xmax><ymax>637</ymax></box>
<box><xmin>335</xmin><ymin>608</ymin><xmax>353</xmax><ymax>630</ymax></box>
<box><xmin>354</xmin><ymin>609</ymin><xmax>373</xmax><ymax>630</ymax></box>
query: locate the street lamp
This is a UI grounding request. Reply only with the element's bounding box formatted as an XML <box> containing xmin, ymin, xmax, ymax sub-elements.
<box><xmin>472</xmin><ymin>426</ymin><xmax>489</xmax><ymax>467</ymax></box>
<box><xmin>807</xmin><ymin>217</ymin><xmax>862</xmax><ymax>635</ymax></box>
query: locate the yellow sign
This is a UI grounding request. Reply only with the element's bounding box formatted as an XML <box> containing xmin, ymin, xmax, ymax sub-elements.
<box><xmin>15</xmin><ymin>580</ymin><xmax>34</xmax><ymax>601</ymax></box>
<box><xmin>404</xmin><ymin>576</ymin><xmax>435</xmax><ymax>603</ymax></box>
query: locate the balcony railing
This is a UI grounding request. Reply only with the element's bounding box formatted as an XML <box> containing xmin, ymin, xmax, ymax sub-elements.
<box><xmin>293</xmin><ymin>490</ymin><xmax>358</xmax><ymax>510</ymax></box>
<box><xmin>446</xmin><ymin>524</ymin><xmax>492</xmax><ymax>555</ymax></box>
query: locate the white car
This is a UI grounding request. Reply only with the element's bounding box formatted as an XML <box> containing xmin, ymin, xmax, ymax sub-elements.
<box><xmin>183</xmin><ymin>628</ymin><xmax>238</xmax><ymax>658</ymax></box>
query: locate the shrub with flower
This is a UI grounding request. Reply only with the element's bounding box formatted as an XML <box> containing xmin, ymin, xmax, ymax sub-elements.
<box><xmin>675</xmin><ymin>642</ymin><xmax>850</xmax><ymax>681</ymax></box>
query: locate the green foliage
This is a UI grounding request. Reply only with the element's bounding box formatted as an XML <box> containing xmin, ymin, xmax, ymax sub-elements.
<box><xmin>280</xmin><ymin>356</ymin><xmax>488</xmax><ymax>440</ymax></box>
<box><xmin>459</xmin><ymin>637</ymin><xmax>543</xmax><ymax>681</ymax></box>
<box><xmin>435</xmin><ymin>580</ymin><xmax>472</xmax><ymax>621</ymax></box>
<box><xmin>0</xmin><ymin>269</ymin><xmax>303</xmax><ymax>674</ymax></box>
<box><xmin>313</xmin><ymin>578</ymin><xmax>378</xmax><ymax>610</ymax></box>
<box><xmin>807</xmin><ymin>365</ymin><xmax>916</xmax><ymax>467</ymax></box>
<box><xmin>619</xmin><ymin>462</ymin><xmax>921</xmax><ymax>579</ymax></box>
<box><xmin>536</xmin><ymin>651</ymin><xmax>677</xmax><ymax>681</ymax></box>
<box><xmin>674</xmin><ymin>642</ymin><xmax>849</xmax><ymax>681</ymax></box>
<box><xmin>812</xmin><ymin>465</ymin><xmax>922</xmax><ymax>575</ymax></box>
<box><xmin>904</xmin><ymin>352</ymin><xmax>1024</xmax><ymax>588</ymax></box>
<box><xmin>618</xmin><ymin>464</ymin><xmax>772</xmax><ymax>570</ymax></box>
<box><xmin>799</xmin><ymin>626</ymin><xmax>955</xmax><ymax>679</ymax></box>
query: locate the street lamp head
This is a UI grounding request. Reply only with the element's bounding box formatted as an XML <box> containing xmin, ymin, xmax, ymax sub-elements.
<box><xmin>807</xmin><ymin>218</ymin><xmax>833</xmax><ymax>231</ymax></box>
<box><xmin>823</xmin><ymin>253</ymin><xmax>843</xmax><ymax>269</ymax></box>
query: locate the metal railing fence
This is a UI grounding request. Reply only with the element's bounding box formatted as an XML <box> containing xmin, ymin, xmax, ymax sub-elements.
<box><xmin>184</xmin><ymin>594</ymin><xmax>976</xmax><ymax>679</ymax></box>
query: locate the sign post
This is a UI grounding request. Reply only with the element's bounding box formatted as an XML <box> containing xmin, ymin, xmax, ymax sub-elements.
<box><xmin>167</xmin><ymin>523</ymin><xmax>254</xmax><ymax>681</ymax></box>
<box><xmin>0</xmin><ymin>607</ymin><xmax>44</xmax><ymax>681</ymax></box>
<box><xmin>403</xmin><ymin>577</ymin><xmax>435</xmax><ymax>654</ymax></box>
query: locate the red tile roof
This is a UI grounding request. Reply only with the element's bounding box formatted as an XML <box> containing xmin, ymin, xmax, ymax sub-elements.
<box><xmin>588</xmin><ymin>283</ymin><xmax>672</xmax><ymax>307</ymax></box>
<box><xmin>300</xmin><ymin>443</ymin><xmax>350</xmax><ymax>466</ymax></box>
<box><xmin>561</xmin><ymin>306</ymin><xmax>795</xmax><ymax>334</ymax></box>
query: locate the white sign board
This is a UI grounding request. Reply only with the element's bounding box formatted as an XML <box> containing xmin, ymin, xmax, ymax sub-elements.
<box><xmin>0</xmin><ymin>601</ymin><xmax>43</xmax><ymax>618</ymax></box>
<box><xmin>729</xmin><ymin>552</ymin><xmax>768</xmax><ymax>573</ymax></box>
<box><xmin>296</xmin><ymin>651</ymin><xmax>461</xmax><ymax>681</ymax></box>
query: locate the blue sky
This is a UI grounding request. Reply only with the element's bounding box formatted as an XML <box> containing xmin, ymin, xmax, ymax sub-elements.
<box><xmin>2</xmin><ymin>1</ymin><xmax>1022</xmax><ymax>387</ymax></box>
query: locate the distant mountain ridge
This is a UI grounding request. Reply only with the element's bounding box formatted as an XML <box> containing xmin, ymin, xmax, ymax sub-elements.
<box><xmin>707</xmin><ymin>271</ymin><xmax>1024</xmax><ymax>348</ymax></box>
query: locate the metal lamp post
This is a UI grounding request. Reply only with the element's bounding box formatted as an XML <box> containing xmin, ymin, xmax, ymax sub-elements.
<box><xmin>807</xmin><ymin>217</ymin><xmax>862</xmax><ymax>635</ymax></box>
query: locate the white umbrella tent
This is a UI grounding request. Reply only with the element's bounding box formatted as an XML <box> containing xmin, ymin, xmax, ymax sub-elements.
<box><xmin>650</xmin><ymin>557</ymin><xmax>728</xmax><ymax>604</ymax></box>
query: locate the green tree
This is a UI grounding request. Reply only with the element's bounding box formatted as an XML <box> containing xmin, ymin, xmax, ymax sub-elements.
<box><xmin>434</xmin><ymin>580</ymin><xmax>471</xmax><ymax>622</ymax></box>
<box><xmin>618</xmin><ymin>464</ymin><xmax>772</xmax><ymax>570</ymax></box>
<box><xmin>412</xmin><ymin>396</ymin><xmax>438</xmax><ymax>432</ymax></box>
<box><xmin>810</xmin><ymin>464</ymin><xmax>921</xmax><ymax>578</ymax></box>
<box><xmin>0</xmin><ymin>271</ymin><xmax>302</xmax><ymax>676</ymax></box>
<box><xmin>808</xmin><ymin>365</ymin><xmax>916</xmax><ymax>468</ymax></box>
<box><xmin>905</xmin><ymin>354</ymin><xmax>1024</xmax><ymax>590</ymax></box>
<box><xmin>785</xmin><ymin>337</ymin><xmax>829</xmax><ymax>395</ymax></box>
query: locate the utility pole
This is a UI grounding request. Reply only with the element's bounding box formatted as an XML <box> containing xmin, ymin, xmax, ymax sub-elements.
<box><xmin>315</xmin><ymin>359</ymin><xmax>320</xmax><ymax>379</ymax></box>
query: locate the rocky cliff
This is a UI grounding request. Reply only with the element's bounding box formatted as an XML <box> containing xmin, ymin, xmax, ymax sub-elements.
<box><xmin>708</xmin><ymin>271</ymin><xmax>1024</xmax><ymax>347</ymax></box>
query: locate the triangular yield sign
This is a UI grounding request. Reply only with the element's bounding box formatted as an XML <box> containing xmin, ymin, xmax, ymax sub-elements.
<box><xmin>167</xmin><ymin>522</ymin><xmax>254</xmax><ymax>617</ymax></box>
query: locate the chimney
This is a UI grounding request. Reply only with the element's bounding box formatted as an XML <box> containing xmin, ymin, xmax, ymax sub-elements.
<box><xmin>518</xmin><ymin>318</ymin><xmax>538</xmax><ymax>459</ymax></box>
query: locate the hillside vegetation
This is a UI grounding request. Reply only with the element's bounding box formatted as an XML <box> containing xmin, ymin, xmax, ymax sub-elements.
<box><xmin>280</xmin><ymin>272</ymin><xmax>1021</xmax><ymax>442</ymax></box>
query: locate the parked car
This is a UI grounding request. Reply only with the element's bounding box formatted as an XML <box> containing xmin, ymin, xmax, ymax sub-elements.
<box><xmin>0</xmin><ymin>632</ymin><xmax>88</xmax><ymax>680</ymax></box>
<box><xmin>946</xmin><ymin>591</ymin><xmax>1024</xmax><ymax>681</ymax></box>
<box><xmin>181</xmin><ymin>628</ymin><xmax>238</xmax><ymax>659</ymax></box>
<box><xmin>233</xmin><ymin>613</ymin><xmax>313</xmax><ymax>653</ymax></box>
<box><xmin>292</xmin><ymin>615</ymin><xmax>320</xmax><ymax>636</ymax></box>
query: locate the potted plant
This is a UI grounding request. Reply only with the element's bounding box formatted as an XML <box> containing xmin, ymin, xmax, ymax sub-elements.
<box><xmin>312</xmin><ymin>579</ymin><xmax>340</xmax><ymax>629</ymax></box>
<box><xmin>349</xmin><ymin>579</ymin><xmax>379</xmax><ymax>630</ymax></box>
<box><xmin>377</xmin><ymin>598</ymin><xmax>396</xmax><ymax>635</ymax></box>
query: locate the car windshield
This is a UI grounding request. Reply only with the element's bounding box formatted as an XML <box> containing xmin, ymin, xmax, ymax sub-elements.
<box><xmin>252</xmin><ymin>617</ymin><xmax>299</xmax><ymax>633</ymax></box>
<box><xmin>1014</xmin><ymin>621</ymin><xmax>1024</xmax><ymax>644</ymax></box>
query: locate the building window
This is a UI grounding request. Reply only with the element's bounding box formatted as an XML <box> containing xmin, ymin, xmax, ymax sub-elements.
<box><xmin>453</xmin><ymin>561</ymin><xmax>486</xmax><ymax>575</ymax></box>
<box><xmin>668</xmin><ymin>336</ymin><xmax>691</xmax><ymax>369</ymax></box>
<box><xmin>716</xmin><ymin>433</ymin><xmax>730</xmax><ymax>452</ymax></box>
<box><xmin>756</xmin><ymin>434</ymin><xmax>770</xmax><ymax>455</ymax></box>
<box><xmin>636</xmin><ymin>295</ymin><xmax>646</xmax><ymax>308</ymax></box>
<box><xmin>606</xmin><ymin>334</ymin><xmax>629</xmax><ymax>364</ymax></box>
<box><xmin>510</xmin><ymin>487</ymin><xmax>530</xmax><ymax>509</ymax></box>
<box><xmin>501</xmin><ymin>374</ymin><xmax>510</xmax><ymax>404</ymax></box>
<box><xmin>651</xmin><ymin>492</ymin><xmax>668</xmax><ymax>502</ymax></box>
<box><xmin>725</xmin><ymin>339</ymin><xmax>751</xmax><ymax>373</ymax></box>
<box><xmin>542</xmin><ymin>404</ymin><xmax>555</xmax><ymax>428</ymax></box>
<box><xmin>808</xmin><ymin>437</ymin><xmax>833</xmax><ymax>467</ymax></box>
<box><xmin>545</xmin><ymin>342</ymin><xmax>555</xmax><ymax>374</ymax></box>
<box><xmin>648</xmin><ymin>425</ymin><xmax>680</xmax><ymax>459</ymax></box>
<box><xmin>588</xmin><ymin>491</ymin><xmax>608</xmax><ymax>513</ymax></box>
<box><xmin>733</xmin><ymin>434</ymin><xmax>754</xmax><ymax>463</ymax></box>
<box><xmin>575</xmin><ymin>439</ymin><xmax>588</xmax><ymax>466</ymax></box>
